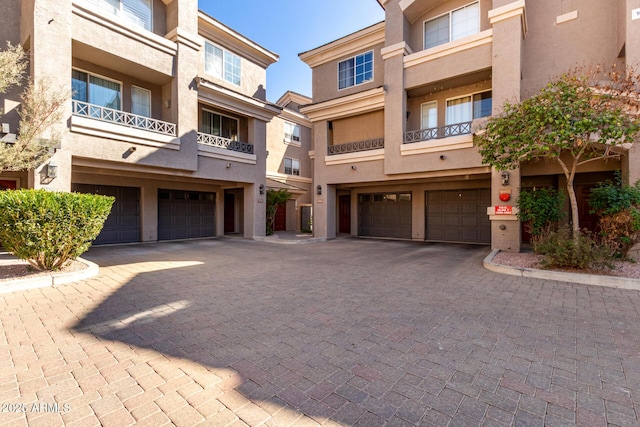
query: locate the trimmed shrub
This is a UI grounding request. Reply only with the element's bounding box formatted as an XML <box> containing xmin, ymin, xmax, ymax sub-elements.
<box><xmin>516</xmin><ymin>187</ymin><xmax>565</xmax><ymax>252</ymax></box>
<box><xmin>266</xmin><ymin>189</ymin><xmax>291</xmax><ymax>236</ymax></box>
<box><xmin>589</xmin><ymin>174</ymin><xmax>640</xmax><ymax>259</ymax></box>
<box><xmin>0</xmin><ymin>189</ymin><xmax>114</xmax><ymax>270</ymax></box>
<box><xmin>536</xmin><ymin>226</ymin><xmax>611</xmax><ymax>270</ymax></box>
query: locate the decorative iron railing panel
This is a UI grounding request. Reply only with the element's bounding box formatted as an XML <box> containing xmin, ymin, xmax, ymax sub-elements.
<box><xmin>72</xmin><ymin>100</ymin><xmax>176</xmax><ymax>136</ymax></box>
<box><xmin>327</xmin><ymin>138</ymin><xmax>384</xmax><ymax>155</ymax></box>
<box><xmin>404</xmin><ymin>121</ymin><xmax>472</xmax><ymax>144</ymax></box>
<box><xmin>197</xmin><ymin>132</ymin><xmax>254</xmax><ymax>155</ymax></box>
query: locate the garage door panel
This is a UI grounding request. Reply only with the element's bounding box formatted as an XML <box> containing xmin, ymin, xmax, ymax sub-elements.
<box><xmin>358</xmin><ymin>193</ymin><xmax>412</xmax><ymax>239</ymax></box>
<box><xmin>426</xmin><ymin>189</ymin><xmax>490</xmax><ymax>244</ymax></box>
<box><xmin>72</xmin><ymin>184</ymin><xmax>141</xmax><ymax>245</ymax></box>
<box><xmin>158</xmin><ymin>189</ymin><xmax>216</xmax><ymax>241</ymax></box>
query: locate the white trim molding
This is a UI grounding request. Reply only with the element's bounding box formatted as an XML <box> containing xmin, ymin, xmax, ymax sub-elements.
<box><xmin>556</xmin><ymin>10</ymin><xmax>578</xmax><ymax>25</ymax></box>
<box><xmin>401</xmin><ymin>134</ymin><xmax>474</xmax><ymax>155</ymax></box>
<box><xmin>381</xmin><ymin>42</ymin><xmax>413</xmax><ymax>60</ymax></box>
<box><xmin>404</xmin><ymin>30</ymin><xmax>493</xmax><ymax>69</ymax></box>
<box><xmin>301</xmin><ymin>87</ymin><xmax>385</xmax><ymax>122</ymax></box>
<box><xmin>488</xmin><ymin>0</ymin><xmax>528</xmax><ymax>36</ymax></box>
<box><xmin>299</xmin><ymin>22</ymin><xmax>385</xmax><ymax>68</ymax></box>
<box><xmin>325</xmin><ymin>149</ymin><xmax>384</xmax><ymax>166</ymax></box>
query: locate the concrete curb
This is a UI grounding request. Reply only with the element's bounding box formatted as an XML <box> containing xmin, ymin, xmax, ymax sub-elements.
<box><xmin>0</xmin><ymin>258</ymin><xmax>99</xmax><ymax>294</ymax></box>
<box><xmin>483</xmin><ymin>249</ymin><xmax>640</xmax><ymax>291</ymax></box>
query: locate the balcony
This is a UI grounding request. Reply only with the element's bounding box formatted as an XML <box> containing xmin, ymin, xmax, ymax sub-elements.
<box><xmin>327</xmin><ymin>138</ymin><xmax>384</xmax><ymax>155</ymax></box>
<box><xmin>197</xmin><ymin>133</ymin><xmax>254</xmax><ymax>155</ymax></box>
<box><xmin>72</xmin><ymin>100</ymin><xmax>176</xmax><ymax>136</ymax></box>
<box><xmin>404</xmin><ymin>122</ymin><xmax>471</xmax><ymax>144</ymax></box>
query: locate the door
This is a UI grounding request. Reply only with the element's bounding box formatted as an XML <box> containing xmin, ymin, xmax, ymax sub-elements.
<box><xmin>274</xmin><ymin>203</ymin><xmax>286</xmax><ymax>231</ymax></box>
<box><xmin>73</xmin><ymin>184</ymin><xmax>140</xmax><ymax>245</ymax></box>
<box><xmin>339</xmin><ymin>195</ymin><xmax>351</xmax><ymax>234</ymax></box>
<box><xmin>0</xmin><ymin>180</ymin><xmax>17</xmax><ymax>190</ymax></box>
<box><xmin>158</xmin><ymin>189</ymin><xmax>215</xmax><ymax>240</ymax></box>
<box><xmin>224</xmin><ymin>193</ymin><xmax>235</xmax><ymax>233</ymax></box>
<box><xmin>426</xmin><ymin>189</ymin><xmax>491</xmax><ymax>244</ymax></box>
<box><xmin>358</xmin><ymin>193</ymin><xmax>412</xmax><ymax>239</ymax></box>
<box><xmin>576</xmin><ymin>184</ymin><xmax>600</xmax><ymax>234</ymax></box>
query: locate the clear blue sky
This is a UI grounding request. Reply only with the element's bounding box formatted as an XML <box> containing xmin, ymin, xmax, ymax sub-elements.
<box><xmin>198</xmin><ymin>0</ymin><xmax>385</xmax><ymax>102</ymax></box>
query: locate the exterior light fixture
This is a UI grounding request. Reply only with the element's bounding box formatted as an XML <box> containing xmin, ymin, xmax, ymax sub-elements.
<box><xmin>351</xmin><ymin>165</ymin><xmax>357</xmax><ymax>170</ymax></box>
<box><xmin>501</xmin><ymin>171</ymin><xmax>510</xmax><ymax>186</ymax></box>
<box><xmin>226</xmin><ymin>163</ymin><xmax>231</xmax><ymax>168</ymax></box>
<box><xmin>259</xmin><ymin>184</ymin><xmax>265</xmax><ymax>195</ymax></box>
<box><xmin>46</xmin><ymin>162</ymin><xmax>58</xmax><ymax>179</ymax></box>
<box><xmin>316</xmin><ymin>185</ymin><xmax>322</xmax><ymax>195</ymax></box>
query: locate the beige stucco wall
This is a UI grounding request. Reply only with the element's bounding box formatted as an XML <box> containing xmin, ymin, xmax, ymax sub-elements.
<box><xmin>266</xmin><ymin>115</ymin><xmax>312</xmax><ymax>179</ymax></box>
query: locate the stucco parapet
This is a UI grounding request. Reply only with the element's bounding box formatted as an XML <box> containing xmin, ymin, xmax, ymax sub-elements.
<box><xmin>197</xmin><ymin>78</ymin><xmax>282</xmax><ymax>122</ymax></box>
<box><xmin>488</xmin><ymin>0</ymin><xmax>528</xmax><ymax>35</ymax></box>
<box><xmin>72</xmin><ymin>0</ymin><xmax>177</xmax><ymax>56</ymax></box>
<box><xmin>381</xmin><ymin>42</ymin><xmax>412</xmax><ymax>60</ymax></box>
<box><xmin>400</xmin><ymin>135</ymin><xmax>474</xmax><ymax>155</ymax></box>
<box><xmin>404</xmin><ymin>30</ymin><xmax>493</xmax><ymax>69</ymax></box>
<box><xmin>300</xmin><ymin>87</ymin><xmax>385</xmax><ymax>122</ymax></box>
<box><xmin>299</xmin><ymin>22</ymin><xmax>385</xmax><ymax>68</ymax></box>
<box><xmin>325</xmin><ymin>149</ymin><xmax>384</xmax><ymax>165</ymax></box>
<box><xmin>197</xmin><ymin>145</ymin><xmax>257</xmax><ymax>164</ymax></box>
<box><xmin>198</xmin><ymin>11</ymin><xmax>279</xmax><ymax>68</ymax></box>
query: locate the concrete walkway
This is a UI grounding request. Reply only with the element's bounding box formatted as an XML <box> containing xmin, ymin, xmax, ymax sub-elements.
<box><xmin>1</xmin><ymin>239</ymin><xmax>639</xmax><ymax>426</ymax></box>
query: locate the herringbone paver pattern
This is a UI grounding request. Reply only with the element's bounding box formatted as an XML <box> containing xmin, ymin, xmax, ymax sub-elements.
<box><xmin>1</xmin><ymin>239</ymin><xmax>639</xmax><ymax>426</ymax></box>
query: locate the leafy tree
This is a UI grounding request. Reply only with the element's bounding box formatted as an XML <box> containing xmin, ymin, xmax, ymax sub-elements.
<box><xmin>266</xmin><ymin>189</ymin><xmax>292</xmax><ymax>235</ymax></box>
<box><xmin>475</xmin><ymin>66</ymin><xmax>640</xmax><ymax>241</ymax></box>
<box><xmin>0</xmin><ymin>43</ymin><xmax>67</xmax><ymax>172</ymax></box>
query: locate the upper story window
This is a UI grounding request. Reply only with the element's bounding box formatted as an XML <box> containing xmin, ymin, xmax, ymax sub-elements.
<box><xmin>421</xmin><ymin>101</ymin><xmax>438</xmax><ymax>129</ymax></box>
<box><xmin>424</xmin><ymin>2</ymin><xmax>479</xmax><ymax>50</ymax></box>
<box><xmin>131</xmin><ymin>86</ymin><xmax>151</xmax><ymax>117</ymax></box>
<box><xmin>284</xmin><ymin>121</ymin><xmax>301</xmax><ymax>144</ymax></box>
<box><xmin>90</xmin><ymin>0</ymin><xmax>152</xmax><ymax>31</ymax></box>
<box><xmin>446</xmin><ymin>90</ymin><xmax>491</xmax><ymax>125</ymax></box>
<box><xmin>204</xmin><ymin>41</ymin><xmax>241</xmax><ymax>86</ymax></box>
<box><xmin>338</xmin><ymin>51</ymin><xmax>373</xmax><ymax>90</ymax></box>
<box><xmin>201</xmin><ymin>110</ymin><xmax>239</xmax><ymax>141</ymax></box>
<box><xmin>72</xmin><ymin>69</ymin><xmax>122</xmax><ymax>110</ymax></box>
<box><xmin>284</xmin><ymin>157</ymin><xmax>300</xmax><ymax>176</ymax></box>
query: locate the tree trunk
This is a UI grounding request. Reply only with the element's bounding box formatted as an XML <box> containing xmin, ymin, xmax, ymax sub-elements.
<box><xmin>566</xmin><ymin>176</ymin><xmax>580</xmax><ymax>242</ymax></box>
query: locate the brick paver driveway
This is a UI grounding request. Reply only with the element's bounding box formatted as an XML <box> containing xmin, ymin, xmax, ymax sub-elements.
<box><xmin>1</xmin><ymin>239</ymin><xmax>640</xmax><ymax>426</ymax></box>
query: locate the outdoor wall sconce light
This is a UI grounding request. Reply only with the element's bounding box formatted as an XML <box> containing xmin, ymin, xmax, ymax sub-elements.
<box><xmin>439</xmin><ymin>155</ymin><xmax>446</xmax><ymax>160</ymax></box>
<box><xmin>316</xmin><ymin>185</ymin><xmax>322</xmax><ymax>195</ymax></box>
<box><xmin>46</xmin><ymin>162</ymin><xmax>57</xmax><ymax>179</ymax></box>
<box><xmin>259</xmin><ymin>184</ymin><xmax>265</xmax><ymax>195</ymax></box>
<box><xmin>406</xmin><ymin>111</ymin><xmax>410</xmax><ymax>121</ymax></box>
<box><xmin>351</xmin><ymin>165</ymin><xmax>357</xmax><ymax>170</ymax></box>
<box><xmin>501</xmin><ymin>171</ymin><xmax>510</xmax><ymax>186</ymax></box>
<box><xmin>225</xmin><ymin>163</ymin><xmax>231</xmax><ymax>169</ymax></box>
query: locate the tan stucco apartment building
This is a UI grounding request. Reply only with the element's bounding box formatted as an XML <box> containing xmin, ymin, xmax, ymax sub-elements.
<box><xmin>300</xmin><ymin>0</ymin><xmax>640</xmax><ymax>251</ymax></box>
<box><xmin>0</xmin><ymin>0</ymin><xmax>282</xmax><ymax>243</ymax></box>
<box><xmin>266</xmin><ymin>91</ymin><xmax>313</xmax><ymax>232</ymax></box>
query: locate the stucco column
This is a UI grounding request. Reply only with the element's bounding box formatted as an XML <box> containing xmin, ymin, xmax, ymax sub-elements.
<box><xmin>312</xmin><ymin>121</ymin><xmax>331</xmax><ymax>239</ymax></box>
<box><xmin>488</xmin><ymin>0</ymin><xmax>526</xmax><ymax>252</ymax></box>
<box><xmin>623</xmin><ymin>1</ymin><xmax>640</xmax><ymax>186</ymax></box>
<box><xmin>246</xmin><ymin>118</ymin><xmax>267</xmax><ymax>238</ymax></box>
<box><xmin>382</xmin><ymin>42</ymin><xmax>409</xmax><ymax>175</ymax></box>
<box><xmin>28</xmin><ymin>0</ymin><xmax>72</xmax><ymax>191</ymax></box>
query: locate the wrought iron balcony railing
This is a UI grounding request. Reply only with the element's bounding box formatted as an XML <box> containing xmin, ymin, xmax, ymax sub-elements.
<box><xmin>72</xmin><ymin>100</ymin><xmax>176</xmax><ymax>136</ymax></box>
<box><xmin>327</xmin><ymin>138</ymin><xmax>384</xmax><ymax>155</ymax></box>
<box><xmin>197</xmin><ymin>132</ymin><xmax>254</xmax><ymax>155</ymax></box>
<box><xmin>404</xmin><ymin>121</ymin><xmax>472</xmax><ymax>144</ymax></box>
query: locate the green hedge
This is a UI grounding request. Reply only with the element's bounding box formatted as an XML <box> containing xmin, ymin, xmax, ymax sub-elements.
<box><xmin>0</xmin><ymin>189</ymin><xmax>114</xmax><ymax>271</ymax></box>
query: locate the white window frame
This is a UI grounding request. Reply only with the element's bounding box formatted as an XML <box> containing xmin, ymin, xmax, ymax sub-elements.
<box><xmin>201</xmin><ymin>108</ymin><xmax>240</xmax><ymax>141</ymax></box>
<box><xmin>423</xmin><ymin>1</ymin><xmax>480</xmax><ymax>50</ymax></box>
<box><xmin>337</xmin><ymin>50</ymin><xmax>374</xmax><ymax>90</ymax></box>
<box><xmin>204</xmin><ymin>41</ymin><xmax>242</xmax><ymax>86</ymax></box>
<box><xmin>72</xmin><ymin>68</ymin><xmax>123</xmax><ymax>111</ymax></box>
<box><xmin>284</xmin><ymin>121</ymin><xmax>301</xmax><ymax>145</ymax></box>
<box><xmin>420</xmin><ymin>101</ymin><xmax>438</xmax><ymax>129</ymax></box>
<box><xmin>131</xmin><ymin>86</ymin><xmax>151</xmax><ymax>117</ymax></box>
<box><xmin>445</xmin><ymin>89</ymin><xmax>492</xmax><ymax>125</ymax></box>
<box><xmin>89</xmin><ymin>0</ymin><xmax>153</xmax><ymax>31</ymax></box>
<box><xmin>284</xmin><ymin>157</ymin><xmax>300</xmax><ymax>176</ymax></box>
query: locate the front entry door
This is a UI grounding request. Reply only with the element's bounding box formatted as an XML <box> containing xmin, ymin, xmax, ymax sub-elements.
<box><xmin>224</xmin><ymin>193</ymin><xmax>235</xmax><ymax>233</ymax></box>
<box><xmin>339</xmin><ymin>195</ymin><xmax>351</xmax><ymax>234</ymax></box>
